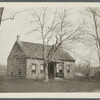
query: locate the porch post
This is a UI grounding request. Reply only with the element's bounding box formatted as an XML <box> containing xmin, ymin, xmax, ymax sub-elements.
<box><xmin>45</xmin><ymin>63</ymin><xmax>49</xmax><ymax>82</ymax></box>
<box><xmin>54</xmin><ymin>62</ymin><xmax>56</xmax><ymax>79</ymax></box>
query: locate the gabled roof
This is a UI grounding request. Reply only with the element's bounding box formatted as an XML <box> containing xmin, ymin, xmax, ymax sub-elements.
<box><xmin>17</xmin><ymin>41</ymin><xmax>75</xmax><ymax>61</ymax></box>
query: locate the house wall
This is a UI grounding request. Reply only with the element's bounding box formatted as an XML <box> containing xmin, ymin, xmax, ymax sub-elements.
<box><xmin>7</xmin><ymin>41</ymin><xmax>26</xmax><ymax>78</ymax></box>
<box><xmin>26</xmin><ymin>59</ymin><xmax>75</xmax><ymax>79</ymax></box>
<box><xmin>64</xmin><ymin>61</ymin><xmax>75</xmax><ymax>79</ymax></box>
<box><xmin>26</xmin><ymin>59</ymin><xmax>44</xmax><ymax>79</ymax></box>
<box><xmin>55</xmin><ymin>61</ymin><xmax>75</xmax><ymax>79</ymax></box>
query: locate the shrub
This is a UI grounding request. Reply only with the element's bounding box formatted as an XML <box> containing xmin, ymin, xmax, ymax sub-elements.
<box><xmin>93</xmin><ymin>71</ymin><xmax>100</xmax><ymax>79</ymax></box>
<box><xmin>75</xmin><ymin>66</ymin><xmax>91</xmax><ymax>76</ymax></box>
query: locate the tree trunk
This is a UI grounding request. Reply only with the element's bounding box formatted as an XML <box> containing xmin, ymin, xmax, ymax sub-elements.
<box><xmin>0</xmin><ymin>7</ymin><xmax>4</xmax><ymax>25</ymax></box>
<box><xmin>44</xmin><ymin>63</ymin><xmax>49</xmax><ymax>82</ymax></box>
<box><xmin>99</xmin><ymin>57</ymin><xmax>100</xmax><ymax>69</ymax></box>
<box><xmin>97</xmin><ymin>49</ymin><xmax>100</xmax><ymax>69</ymax></box>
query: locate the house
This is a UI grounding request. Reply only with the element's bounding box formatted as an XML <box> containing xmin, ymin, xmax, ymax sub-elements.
<box><xmin>7</xmin><ymin>35</ymin><xmax>75</xmax><ymax>79</ymax></box>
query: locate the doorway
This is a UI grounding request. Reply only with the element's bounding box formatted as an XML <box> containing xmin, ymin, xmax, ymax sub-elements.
<box><xmin>48</xmin><ymin>61</ymin><xmax>55</xmax><ymax>79</ymax></box>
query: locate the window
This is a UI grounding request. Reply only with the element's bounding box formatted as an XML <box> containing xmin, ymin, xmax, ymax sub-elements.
<box><xmin>56</xmin><ymin>63</ymin><xmax>64</xmax><ymax>78</ymax></box>
<box><xmin>66</xmin><ymin>65</ymin><xmax>70</xmax><ymax>73</ymax></box>
<box><xmin>56</xmin><ymin>63</ymin><xmax>63</xmax><ymax>73</ymax></box>
<box><xmin>31</xmin><ymin>64</ymin><xmax>36</xmax><ymax>73</ymax></box>
<box><xmin>59</xmin><ymin>65</ymin><xmax>63</xmax><ymax>73</ymax></box>
<box><xmin>40</xmin><ymin>64</ymin><xmax>44</xmax><ymax>74</ymax></box>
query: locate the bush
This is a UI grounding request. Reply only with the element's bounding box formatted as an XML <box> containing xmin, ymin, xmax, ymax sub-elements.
<box><xmin>93</xmin><ymin>71</ymin><xmax>100</xmax><ymax>79</ymax></box>
<box><xmin>75</xmin><ymin>66</ymin><xmax>91</xmax><ymax>76</ymax></box>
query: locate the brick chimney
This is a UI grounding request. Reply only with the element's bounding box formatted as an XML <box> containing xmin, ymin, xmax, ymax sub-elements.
<box><xmin>17</xmin><ymin>35</ymin><xmax>20</xmax><ymax>41</ymax></box>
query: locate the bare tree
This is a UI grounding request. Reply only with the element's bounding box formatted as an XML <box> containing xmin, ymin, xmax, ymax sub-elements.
<box><xmin>81</xmin><ymin>7</ymin><xmax>100</xmax><ymax>68</ymax></box>
<box><xmin>0</xmin><ymin>7</ymin><xmax>4</xmax><ymax>25</ymax></box>
<box><xmin>0</xmin><ymin>8</ymin><xmax>29</xmax><ymax>25</ymax></box>
<box><xmin>27</xmin><ymin>7</ymin><xmax>82</xmax><ymax>81</ymax></box>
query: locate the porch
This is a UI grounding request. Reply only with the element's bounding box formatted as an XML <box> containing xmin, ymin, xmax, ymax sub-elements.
<box><xmin>48</xmin><ymin>61</ymin><xmax>64</xmax><ymax>79</ymax></box>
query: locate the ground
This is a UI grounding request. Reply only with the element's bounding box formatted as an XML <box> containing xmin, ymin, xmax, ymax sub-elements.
<box><xmin>0</xmin><ymin>76</ymin><xmax>100</xmax><ymax>92</ymax></box>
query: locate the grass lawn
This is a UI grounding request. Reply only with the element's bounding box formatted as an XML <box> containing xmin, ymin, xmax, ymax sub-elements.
<box><xmin>0</xmin><ymin>76</ymin><xmax>100</xmax><ymax>92</ymax></box>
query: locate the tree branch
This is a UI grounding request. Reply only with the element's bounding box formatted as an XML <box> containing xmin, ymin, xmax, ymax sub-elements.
<box><xmin>1</xmin><ymin>9</ymin><xmax>29</xmax><ymax>22</ymax></box>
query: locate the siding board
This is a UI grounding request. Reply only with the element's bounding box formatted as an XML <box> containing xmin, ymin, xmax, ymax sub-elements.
<box><xmin>7</xmin><ymin>41</ymin><xmax>26</xmax><ymax>78</ymax></box>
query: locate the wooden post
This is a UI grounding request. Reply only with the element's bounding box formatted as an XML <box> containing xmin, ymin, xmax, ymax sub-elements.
<box><xmin>44</xmin><ymin>63</ymin><xmax>49</xmax><ymax>82</ymax></box>
<box><xmin>54</xmin><ymin>62</ymin><xmax>56</xmax><ymax>79</ymax></box>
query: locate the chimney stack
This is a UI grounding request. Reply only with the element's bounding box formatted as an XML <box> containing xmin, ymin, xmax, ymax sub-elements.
<box><xmin>17</xmin><ymin>35</ymin><xmax>20</xmax><ymax>41</ymax></box>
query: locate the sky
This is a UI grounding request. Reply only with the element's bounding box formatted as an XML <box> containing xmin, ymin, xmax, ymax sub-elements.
<box><xmin>0</xmin><ymin>7</ymin><xmax>98</xmax><ymax>67</ymax></box>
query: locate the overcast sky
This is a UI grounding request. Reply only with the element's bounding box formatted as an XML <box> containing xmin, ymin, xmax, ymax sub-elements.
<box><xmin>0</xmin><ymin>7</ymin><xmax>98</xmax><ymax>67</ymax></box>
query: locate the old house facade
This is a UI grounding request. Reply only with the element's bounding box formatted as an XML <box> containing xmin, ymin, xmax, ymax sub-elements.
<box><xmin>7</xmin><ymin>36</ymin><xmax>75</xmax><ymax>79</ymax></box>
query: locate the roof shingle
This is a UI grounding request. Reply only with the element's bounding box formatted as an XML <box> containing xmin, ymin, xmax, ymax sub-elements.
<box><xmin>18</xmin><ymin>41</ymin><xmax>75</xmax><ymax>61</ymax></box>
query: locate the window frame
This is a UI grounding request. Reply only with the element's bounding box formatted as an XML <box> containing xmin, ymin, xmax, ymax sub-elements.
<box><xmin>31</xmin><ymin>63</ymin><xmax>36</xmax><ymax>74</ymax></box>
<box><xmin>40</xmin><ymin>64</ymin><xmax>44</xmax><ymax>74</ymax></box>
<box><xmin>56</xmin><ymin>63</ymin><xmax>64</xmax><ymax>73</ymax></box>
<box><xmin>66</xmin><ymin>65</ymin><xmax>70</xmax><ymax>73</ymax></box>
